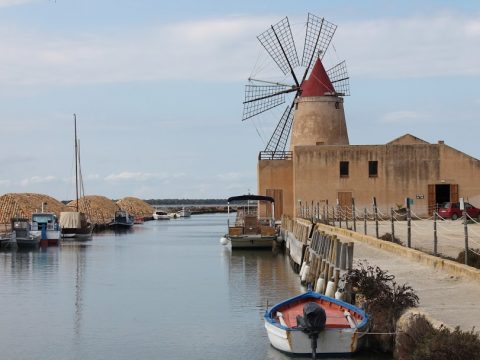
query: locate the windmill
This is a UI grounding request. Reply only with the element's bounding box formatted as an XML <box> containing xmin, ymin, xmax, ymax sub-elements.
<box><xmin>243</xmin><ymin>13</ymin><xmax>350</xmax><ymax>159</ymax></box>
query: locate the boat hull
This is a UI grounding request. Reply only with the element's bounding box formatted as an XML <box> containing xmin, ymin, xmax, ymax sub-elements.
<box><xmin>31</xmin><ymin>230</ymin><xmax>61</xmax><ymax>245</ymax></box>
<box><xmin>228</xmin><ymin>235</ymin><xmax>276</xmax><ymax>249</ymax></box>
<box><xmin>264</xmin><ymin>291</ymin><xmax>368</xmax><ymax>355</ymax></box>
<box><xmin>16</xmin><ymin>237</ymin><xmax>40</xmax><ymax>248</ymax></box>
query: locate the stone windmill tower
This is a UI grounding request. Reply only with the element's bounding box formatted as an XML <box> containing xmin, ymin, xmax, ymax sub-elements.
<box><xmin>243</xmin><ymin>14</ymin><xmax>350</xmax><ymax>154</ymax></box>
<box><xmin>242</xmin><ymin>14</ymin><xmax>350</xmax><ymax>218</ymax></box>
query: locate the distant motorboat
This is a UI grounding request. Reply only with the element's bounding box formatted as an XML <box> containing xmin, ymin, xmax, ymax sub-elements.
<box><xmin>109</xmin><ymin>210</ymin><xmax>134</xmax><ymax>229</ymax></box>
<box><xmin>10</xmin><ymin>217</ymin><xmax>40</xmax><ymax>248</ymax></box>
<box><xmin>31</xmin><ymin>212</ymin><xmax>61</xmax><ymax>245</ymax></box>
<box><xmin>153</xmin><ymin>210</ymin><xmax>170</xmax><ymax>220</ymax></box>
<box><xmin>176</xmin><ymin>207</ymin><xmax>191</xmax><ymax>218</ymax></box>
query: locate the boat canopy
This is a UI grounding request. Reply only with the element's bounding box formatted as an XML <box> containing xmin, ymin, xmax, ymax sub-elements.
<box><xmin>227</xmin><ymin>195</ymin><xmax>274</xmax><ymax>203</ymax></box>
<box><xmin>59</xmin><ymin>212</ymin><xmax>82</xmax><ymax>228</ymax></box>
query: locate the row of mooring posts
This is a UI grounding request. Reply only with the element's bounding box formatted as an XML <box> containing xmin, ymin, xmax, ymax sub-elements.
<box><xmin>298</xmin><ymin>229</ymin><xmax>354</xmax><ymax>300</ymax></box>
<box><xmin>298</xmin><ymin>197</ymin><xmax>476</xmax><ymax>266</ymax></box>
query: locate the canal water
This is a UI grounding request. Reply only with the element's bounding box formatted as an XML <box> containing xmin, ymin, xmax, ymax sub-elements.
<box><xmin>0</xmin><ymin>214</ymin><xmax>387</xmax><ymax>359</ymax></box>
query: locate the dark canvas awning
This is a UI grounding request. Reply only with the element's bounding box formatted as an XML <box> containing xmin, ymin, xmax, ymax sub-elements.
<box><xmin>227</xmin><ymin>195</ymin><xmax>274</xmax><ymax>203</ymax></box>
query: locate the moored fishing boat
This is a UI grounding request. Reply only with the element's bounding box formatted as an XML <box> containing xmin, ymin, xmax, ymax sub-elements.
<box><xmin>30</xmin><ymin>212</ymin><xmax>61</xmax><ymax>245</ymax></box>
<box><xmin>61</xmin><ymin>114</ymin><xmax>93</xmax><ymax>239</ymax></box>
<box><xmin>109</xmin><ymin>210</ymin><xmax>134</xmax><ymax>229</ymax></box>
<box><xmin>176</xmin><ymin>206</ymin><xmax>191</xmax><ymax>218</ymax></box>
<box><xmin>11</xmin><ymin>217</ymin><xmax>40</xmax><ymax>248</ymax></box>
<box><xmin>60</xmin><ymin>211</ymin><xmax>93</xmax><ymax>239</ymax></box>
<box><xmin>225</xmin><ymin>195</ymin><xmax>276</xmax><ymax>249</ymax></box>
<box><xmin>264</xmin><ymin>291</ymin><xmax>368</xmax><ymax>357</ymax></box>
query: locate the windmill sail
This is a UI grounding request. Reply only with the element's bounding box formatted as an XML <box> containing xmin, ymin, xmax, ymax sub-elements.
<box><xmin>243</xmin><ymin>84</ymin><xmax>292</xmax><ymax>121</ymax></box>
<box><xmin>327</xmin><ymin>61</ymin><xmax>350</xmax><ymax>96</ymax></box>
<box><xmin>301</xmin><ymin>14</ymin><xmax>337</xmax><ymax>76</ymax></box>
<box><xmin>264</xmin><ymin>104</ymin><xmax>295</xmax><ymax>154</ymax></box>
<box><xmin>257</xmin><ymin>17</ymin><xmax>300</xmax><ymax>82</ymax></box>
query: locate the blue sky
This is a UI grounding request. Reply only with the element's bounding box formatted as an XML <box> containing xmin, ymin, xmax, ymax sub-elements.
<box><xmin>0</xmin><ymin>0</ymin><xmax>479</xmax><ymax>200</ymax></box>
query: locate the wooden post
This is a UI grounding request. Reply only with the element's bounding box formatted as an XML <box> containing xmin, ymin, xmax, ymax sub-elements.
<box><xmin>464</xmin><ymin>209</ymin><xmax>469</xmax><ymax>266</ymax></box>
<box><xmin>363</xmin><ymin>208</ymin><xmax>367</xmax><ymax>235</ymax></box>
<box><xmin>373</xmin><ymin>197</ymin><xmax>379</xmax><ymax>238</ymax></box>
<box><xmin>326</xmin><ymin>200</ymin><xmax>329</xmax><ymax>225</ymax></box>
<box><xmin>391</xmin><ymin>208</ymin><xmax>395</xmax><ymax>242</ymax></box>
<box><xmin>433</xmin><ymin>210</ymin><xmax>438</xmax><ymax>256</ymax></box>
<box><xmin>407</xmin><ymin>198</ymin><xmax>412</xmax><ymax>248</ymax></box>
<box><xmin>352</xmin><ymin>197</ymin><xmax>356</xmax><ymax>232</ymax></box>
<box><xmin>347</xmin><ymin>242</ymin><xmax>354</xmax><ymax>271</ymax></box>
<box><xmin>340</xmin><ymin>242</ymin><xmax>347</xmax><ymax>270</ymax></box>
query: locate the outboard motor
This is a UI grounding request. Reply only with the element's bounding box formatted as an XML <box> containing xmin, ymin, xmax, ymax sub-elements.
<box><xmin>296</xmin><ymin>302</ymin><xmax>326</xmax><ymax>359</ymax></box>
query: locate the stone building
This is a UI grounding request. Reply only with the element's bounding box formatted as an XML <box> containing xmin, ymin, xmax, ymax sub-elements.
<box><xmin>258</xmin><ymin>60</ymin><xmax>480</xmax><ymax>218</ymax></box>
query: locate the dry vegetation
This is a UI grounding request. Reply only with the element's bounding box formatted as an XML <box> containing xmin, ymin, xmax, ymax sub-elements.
<box><xmin>0</xmin><ymin>193</ymin><xmax>70</xmax><ymax>225</ymax></box>
<box><xmin>67</xmin><ymin>195</ymin><xmax>119</xmax><ymax>225</ymax></box>
<box><xmin>117</xmin><ymin>197</ymin><xmax>154</xmax><ymax>218</ymax></box>
<box><xmin>395</xmin><ymin>314</ymin><xmax>480</xmax><ymax>360</ymax></box>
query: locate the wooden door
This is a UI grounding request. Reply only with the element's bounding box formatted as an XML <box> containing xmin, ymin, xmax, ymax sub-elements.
<box><xmin>428</xmin><ymin>184</ymin><xmax>435</xmax><ymax>215</ymax></box>
<box><xmin>450</xmin><ymin>184</ymin><xmax>459</xmax><ymax>203</ymax></box>
<box><xmin>337</xmin><ymin>192</ymin><xmax>353</xmax><ymax>218</ymax></box>
<box><xmin>266</xmin><ymin>189</ymin><xmax>283</xmax><ymax>220</ymax></box>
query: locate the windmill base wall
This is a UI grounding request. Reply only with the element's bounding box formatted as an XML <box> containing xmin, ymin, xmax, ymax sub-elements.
<box><xmin>290</xmin><ymin>96</ymin><xmax>349</xmax><ymax>149</ymax></box>
<box><xmin>258</xmin><ymin>136</ymin><xmax>480</xmax><ymax>219</ymax></box>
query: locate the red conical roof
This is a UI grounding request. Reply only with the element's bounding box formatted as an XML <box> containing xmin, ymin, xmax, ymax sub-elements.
<box><xmin>300</xmin><ymin>58</ymin><xmax>335</xmax><ymax>97</ymax></box>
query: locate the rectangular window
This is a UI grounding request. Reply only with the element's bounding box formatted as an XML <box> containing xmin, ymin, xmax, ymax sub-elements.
<box><xmin>369</xmin><ymin>161</ymin><xmax>378</xmax><ymax>177</ymax></box>
<box><xmin>340</xmin><ymin>161</ymin><xmax>349</xmax><ymax>177</ymax></box>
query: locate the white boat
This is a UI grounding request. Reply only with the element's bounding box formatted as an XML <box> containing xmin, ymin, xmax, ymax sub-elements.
<box><xmin>225</xmin><ymin>195</ymin><xmax>277</xmax><ymax>249</ymax></box>
<box><xmin>176</xmin><ymin>207</ymin><xmax>191</xmax><ymax>218</ymax></box>
<box><xmin>264</xmin><ymin>291</ymin><xmax>369</xmax><ymax>357</ymax></box>
<box><xmin>10</xmin><ymin>217</ymin><xmax>40</xmax><ymax>248</ymax></box>
<box><xmin>153</xmin><ymin>210</ymin><xmax>170</xmax><ymax>220</ymax></box>
<box><xmin>31</xmin><ymin>212</ymin><xmax>61</xmax><ymax>245</ymax></box>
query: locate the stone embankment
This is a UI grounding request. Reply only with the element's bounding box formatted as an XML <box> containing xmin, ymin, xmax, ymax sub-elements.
<box><xmin>282</xmin><ymin>217</ymin><xmax>480</xmax><ymax>330</ymax></box>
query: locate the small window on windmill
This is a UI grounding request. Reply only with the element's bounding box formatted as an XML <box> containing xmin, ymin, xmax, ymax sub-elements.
<box><xmin>369</xmin><ymin>161</ymin><xmax>378</xmax><ymax>177</ymax></box>
<box><xmin>295</xmin><ymin>102</ymin><xmax>299</xmax><ymax>110</ymax></box>
<box><xmin>335</xmin><ymin>102</ymin><xmax>340</xmax><ymax>109</ymax></box>
<box><xmin>340</xmin><ymin>161</ymin><xmax>349</xmax><ymax>177</ymax></box>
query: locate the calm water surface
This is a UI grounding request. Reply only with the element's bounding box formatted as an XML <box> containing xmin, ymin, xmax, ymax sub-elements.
<box><xmin>0</xmin><ymin>214</ymin><xmax>386</xmax><ymax>360</ymax></box>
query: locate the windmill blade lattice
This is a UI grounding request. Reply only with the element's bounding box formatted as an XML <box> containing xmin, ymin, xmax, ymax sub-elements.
<box><xmin>264</xmin><ymin>104</ymin><xmax>295</xmax><ymax>153</ymax></box>
<box><xmin>257</xmin><ymin>17</ymin><xmax>300</xmax><ymax>77</ymax></box>
<box><xmin>301</xmin><ymin>14</ymin><xmax>337</xmax><ymax>73</ymax></box>
<box><xmin>327</xmin><ymin>60</ymin><xmax>350</xmax><ymax>96</ymax></box>
<box><xmin>242</xmin><ymin>84</ymin><xmax>294</xmax><ymax>121</ymax></box>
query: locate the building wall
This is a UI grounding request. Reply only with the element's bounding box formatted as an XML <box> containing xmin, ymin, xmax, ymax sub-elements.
<box><xmin>439</xmin><ymin>143</ymin><xmax>480</xmax><ymax>205</ymax></box>
<box><xmin>257</xmin><ymin>159</ymin><xmax>294</xmax><ymax>218</ymax></box>
<box><xmin>292</xmin><ymin>142</ymin><xmax>480</xmax><ymax>216</ymax></box>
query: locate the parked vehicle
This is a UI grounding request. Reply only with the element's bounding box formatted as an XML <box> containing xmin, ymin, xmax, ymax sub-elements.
<box><xmin>438</xmin><ymin>202</ymin><xmax>480</xmax><ymax>220</ymax></box>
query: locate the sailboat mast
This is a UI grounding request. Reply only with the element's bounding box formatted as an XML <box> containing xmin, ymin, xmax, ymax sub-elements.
<box><xmin>74</xmin><ymin>113</ymin><xmax>79</xmax><ymax>212</ymax></box>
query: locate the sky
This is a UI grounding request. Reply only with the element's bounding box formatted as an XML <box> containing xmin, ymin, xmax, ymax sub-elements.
<box><xmin>0</xmin><ymin>0</ymin><xmax>479</xmax><ymax>200</ymax></box>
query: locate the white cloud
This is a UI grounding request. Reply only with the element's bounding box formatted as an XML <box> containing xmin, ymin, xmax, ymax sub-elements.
<box><xmin>336</xmin><ymin>13</ymin><xmax>480</xmax><ymax>79</ymax></box>
<box><xmin>20</xmin><ymin>175</ymin><xmax>56</xmax><ymax>186</ymax></box>
<box><xmin>104</xmin><ymin>171</ymin><xmax>185</xmax><ymax>182</ymax></box>
<box><xmin>380</xmin><ymin>110</ymin><xmax>429</xmax><ymax>124</ymax></box>
<box><xmin>0</xmin><ymin>0</ymin><xmax>36</xmax><ymax>7</ymax></box>
<box><xmin>0</xmin><ymin>179</ymin><xmax>10</xmax><ymax>186</ymax></box>
<box><xmin>0</xmin><ymin>12</ymin><xmax>479</xmax><ymax>88</ymax></box>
